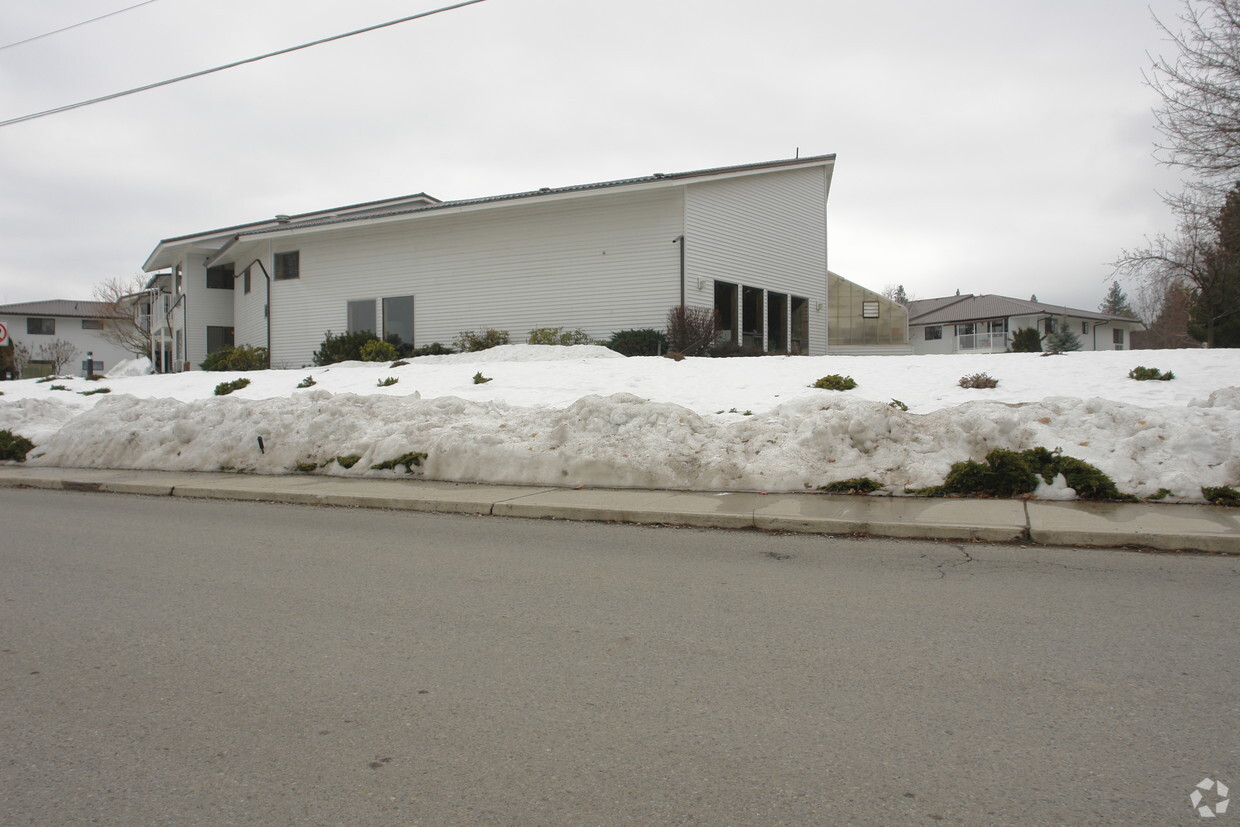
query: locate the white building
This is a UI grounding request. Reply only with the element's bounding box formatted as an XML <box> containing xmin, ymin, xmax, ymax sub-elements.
<box><xmin>141</xmin><ymin>156</ymin><xmax>839</xmax><ymax>368</ymax></box>
<box><xmin>906</xmin><ymin>294</ymin><xmax>1146</xmax><ymax>354</ymax></box>
<box><xmin>0</xmin><ymin>299</ymin><xmax>136</xmax><ymax>378</ymax></box>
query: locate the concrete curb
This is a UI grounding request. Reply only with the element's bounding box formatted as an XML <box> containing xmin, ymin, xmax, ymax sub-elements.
<box><xmin>1</xmin><ymin>466</ymin><xmax>1238</xmax><ymax>553</ymax></box>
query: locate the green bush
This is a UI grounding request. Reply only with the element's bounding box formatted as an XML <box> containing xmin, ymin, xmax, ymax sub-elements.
<box><xmin>78</xmin><ymin>387</ymin><xmax>111</xmax><ymax>396</ymax></box>
<box><xmin>377</xmin><ymin>376</ymin><xmax>398</xmax><ymax>387</ymax></box>
<box><xmin>48</xmin><ymin>384</ymin><xmax>69</xmax><ymax>391</ymax></box>
<box><xmin>372</xmin><ymin>451</ymin><xmax>428</xmax><ymax>472</ymax></box>
<box><xmin>888</xmin><ymin>399</ymin><xmax>909</xmax><ymax>411</ymax></box>
<box><xmin>1202</xmin><ymin>485</ymin><xmax>1240</xmax><ymax>505</ymax></box>
<box><xmin>296</xmin><ymin>376</ymin><xmax>316</xmax><ymax>389</ymax></box>
<box><xmin>454</xmin><ymin>329</ymin><xmax>510</xmax><ymax>352</ymax></box>
<box><xmin>958</xmin><ymin>372</ymin><xmax>999</xmax><ymax>389</ymax></box>
<box><xmin>528</xmin><ymin>327</ymin><xmax>592</xmax><ymax>346</ymax></box>
<box><xmin>200</xmin><ymin>344</ymin><xmax>269</xmax><ymax>371</ymax></box>
<box><xmin>390</xmin><ymin>360</ymin><xmax>409</xmax><ymax>368</ymax></box>
<box><xmin>1128</xmin><ymin>366</ymin><xmax>1176</xmax><ymax>381</ymax></box>
<box><xmin>473</xmin><ymin>371</ymin><xmax>492</xmax><ymax>384</ymax></box>
<box><xmin>335</xmin><ymin>454</ymin><xmax>361</xmax><ymax>469</ymax></box>
<box><xmin>313</xmin><ymin>330</ymin><xmax>381</xmax><ymax>366</ymax></box>
<box><xmin>819</xmin><ymin>478</ymin><xmax>883</xmax><ymax>494</ymax></box>
<box><xmin>1009</xmin><ymin>327</ymin><xmax>1042</xmax><ymax>353</ymax></box>
<box><xmin>410</xmin><ymin>342</ymin><xmax>454</xmax><ymax>357</ymax></box>
<box><xmin>0</xmin><ymin>429</ymin><xmax>34</xmax><ymax>462</ymax></box>
<box><xmin>605</xmin><ymin>328</ymin><xmax>667</xmax><ymax>356</ymax></box>
<box><xmin>921</xmin><ymin>447</ymin><xmax>1135</xmax><ymax>501</ymax></box>
<box><xmin>811</xmin><ymin>374</ymin><xmax>857</xmax><ymax>391</ymax></box>
<box><xmin>359</xmin><ymin>339</ymin><xmax>399</xmax><ymax>362</ymax></box>
<box><xmin>214</xmin><ymin>378</ymin><xmax>251</xmax><ymax>396</ymax></box>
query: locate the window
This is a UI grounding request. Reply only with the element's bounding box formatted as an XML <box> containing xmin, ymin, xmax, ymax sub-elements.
<box><xmin>1045</xmin><ymin>317</ymin><xmax>1059</xmax><ymax>334</ymax></box>
<box><xmin>1113</xmin><ymin>328</ymin><xmax>1125</xmax><ymax>350</ymax></box>
<box><xmin>862</xmin><ymin>301</ymin><xmax>880</xmax><ymax>319</ymax></box>
<box><xmin>82</xmin><ymin>319</ymin><xmax>104</xmax><ymax>330</ymax></box>
<box><xmin>206</xmin><ymin>326</ymin><xmax>235</xmax><ymax>354</ymax></box>
<box><xmin>206</xmin><ymin>264</ymin><xmax>235</xmax><ymax>289</ymax></box>
<box><xmin>273</xmin><ymin>251</ymin><xmax>300</xmax><ymax>280</ymax></box>
<box><xmin>347</xmin><ymin>299</ymin><xmax>376</xmax><ymax>334</ymax></box>
<box><xmin>1081</xmin><ymin>321</ymin><xmax>1089</xmax><ymax>334</ymax></box>
<box><xmin>382</xmin><ymin>295</ymin><xmax>414</xmax><ymax>346</ymax></box>
<box><xmin>27</xmin><ymin>317</ymin><xmax>54</xmax><ymax>335</ymax></box>
<box><xmin>243</xmin><ymin>268</ymin><xmax>252</xmax><ymax>294</ymax></box>
<box><xmin>924</xmin><ymin>325</ymin><xmax>942</xmax><ymax>340</ymax></box>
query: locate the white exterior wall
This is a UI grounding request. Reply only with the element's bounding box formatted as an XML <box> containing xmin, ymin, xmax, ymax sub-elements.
<box><xmin>911</xmin><ymin>314</ymin><xmax>1147</xmax><ymax>354</ymax></box>
<box><xmin>0</xmin><ymin>313</ymin><xmax>136</xmax><ymax>376</ymax></box>
<box><xmin>685</xmin><ymin>167</ymin><xmax>830</xmax><ymax>355</ymax></box>
<box><xmin>231</xmin><ymin>187</ymin><xmax>686</xmax><ymax>367</ymax></box>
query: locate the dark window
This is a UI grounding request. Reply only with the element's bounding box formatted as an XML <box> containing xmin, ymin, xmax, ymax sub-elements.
<box><xmin>347</xmin><ymin>299</ymin><xmax>376</xmax><ymax>334</ymax></box>
<box><xmin>925</xmin><ymin>325</ymin><xmax>942</xmax><ymax>340</ymax></box>
<box><xmin>1082</xmin><ymin>321</ymin><xmax>1089</xmax><ymax>334</ymax></box>
<box><xmin>207</xmin><ymin>326</ymin><xmax>235</xmax><ymax>354</ymax></box>
<box><xmin>27</xmin><ymin>317</ymin><xmax>55</xmax><ymax>335</ymax></box>
<box><xmin>1113</xmin><ymin>328</ymin><xmax>1125</xmax><ymax>345</ymax></box>
<box><xmin>382</xmin><ymin>295</ymin><xmax>414</xmax><ymax>346</ymax></box>
<box><xmin>81</xmin><ymin>319</ymin><xmax>104</xmax><ymax>330</ymax></box>
<box><xmin>862</xmin><ymin>301</ymin><xmax>880</xmax><ymax>319</ymax></box>
<box><xmin>243</xmin><ymin>268</ymin><xmax>252</xmax><ymax>294</ymax></box>
<box><xmin>206</xmin><ymin>264</ymin><xmax>235</xmax><ymax>289</ymax></box>
<box><xmin>273</xmin><ymin>251</ymin><xmax>300</xmax><ymax>281</ymax></box>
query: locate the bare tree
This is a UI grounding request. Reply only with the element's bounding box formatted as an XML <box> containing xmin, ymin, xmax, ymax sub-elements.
<box><xmin>1148</xmin><ymin>0</ymin><xmax>1240</xmax><ymax>185</ymax></box>
<box><xmin>36</xmin><ymin>340</ymin><xmax>80</xmax><ymax>374</ymax></box>
<box><xmin>92</xmin><ymin>274</ymin><xmax>153</xmax><ymax>357</ymax></box>
<box><xmin>880</xmin><ymin>284</ymin><xmax>913</xmax><ymax>306</ymax></box>
<box><xmin>665</xmin><ymin>305</ymin><xmax>719</xmax><ymax>356</ymax></box>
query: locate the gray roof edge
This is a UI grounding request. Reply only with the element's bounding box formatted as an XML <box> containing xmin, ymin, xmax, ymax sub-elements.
<box><xmin>0</xmin><ymin>299</ymin><xmax>112</xmax><ymax>318</ymax></box>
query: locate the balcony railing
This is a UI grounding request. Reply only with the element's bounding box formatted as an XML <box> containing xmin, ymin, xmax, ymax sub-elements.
<box><xmin>956</xmin><ymin>332</ymin><xmax>1008</xmax><ymax>351</ymax></box>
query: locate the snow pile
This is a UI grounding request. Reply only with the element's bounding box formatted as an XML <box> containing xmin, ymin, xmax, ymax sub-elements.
<box><xmin>2</xmin><ymin>346</ymin><xmax>1239</xmax><ymax>501</ymax></box>
<box><xmin>105</xmin><ymin>357</ymin><xmax>153</xmax><ymax>378</ymax></box>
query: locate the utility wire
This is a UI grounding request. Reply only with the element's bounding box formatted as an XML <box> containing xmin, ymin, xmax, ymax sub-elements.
<box><xmin>1</xmin><ymin>0</ymin><xmax>163</xmax><ymax>51</ymax></box>
<box><xmin>0</xmin><ymin>0</ymin><xmax>491</xmax><ymax>128</ymax></box>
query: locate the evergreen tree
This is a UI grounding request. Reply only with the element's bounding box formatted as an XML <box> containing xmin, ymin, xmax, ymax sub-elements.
<box><xmin>1043</xmin><ymin>317</ymin><xmax>1082</xmax><ymax>353</ymax></box>
<box><xmin>1192</xmin><ymin>183</ymin><xmax>1240</xmax><ymax>347</ymax></box>
<box><xmin>1009</xmin><ymin>327</ymin><xmax>1043</xmax><ymax>352</ymax></box>
<box><xmin>1099</xmin><ymin>281</ymin><xmax>1137</xmax><ymax>318</ymax></box>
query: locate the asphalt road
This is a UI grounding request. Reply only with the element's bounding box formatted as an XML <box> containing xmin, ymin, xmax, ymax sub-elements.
<box><xmin>1</xmin><ymin>488</ymin><xmax>1236</xmax><ymax>825</ymax></box>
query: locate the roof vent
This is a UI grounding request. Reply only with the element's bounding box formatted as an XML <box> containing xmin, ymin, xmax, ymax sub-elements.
<box><xmin>538</xmin><ymin>187</ymin><xmax>551</xmax><ymax>193</ymax></box>
<box><xmin>275</xmin><ymin>214</ymin><xmax>292</xmax><ymax>223</ymax></box>
<box><xmin>653</xmin><ymin>172</ymin><xmax>665</xmax><ymax>178</ymax></box>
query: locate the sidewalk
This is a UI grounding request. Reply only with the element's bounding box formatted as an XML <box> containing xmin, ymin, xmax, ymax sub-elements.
<box><xmin>1</xmin><ymin>465</ymin><xmax>1238</xmax><ymax>553</ymax></box>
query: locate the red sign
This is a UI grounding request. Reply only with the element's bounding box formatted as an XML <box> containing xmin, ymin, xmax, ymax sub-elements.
<box><xmin>0</xmin><ymin>322</ymin><xmax>7</xmax><ymax>345</ymax></box>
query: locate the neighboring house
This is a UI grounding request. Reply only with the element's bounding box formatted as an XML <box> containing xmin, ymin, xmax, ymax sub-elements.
<box><xmin>141</xmin><ymin>156</ymin><xmax>840</xmax><ymax>368</ymax></box>
<box><xmin>906</xmin><ymin>294</ymin><xmax>1145</xmax><ymax>354</ymax></box>
<box><xmin>0</xmin><ymin>299</ymin><xmax>136</xmax><ymax>378</ymax></box>
<box><xmin>826</xmin><ymin>271</ymin><xmax>912</xmax><ymax>354</ymax></box>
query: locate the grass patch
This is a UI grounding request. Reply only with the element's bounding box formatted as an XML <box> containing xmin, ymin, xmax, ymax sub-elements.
<box><xmin>335</xmin><ymin>454</ymin><xmax>361</xmax><ymax>469</ymax></box>
<box><xmin>0</xmin><ymin>429</ymin><xmax>35</xmax><ymax>462</ymax></box>
<box><xmin>1202</xmin><ymin>485</ymin><xmax>1240</xmax><ymax>505</ymax></box>
<box><xmin>372</xmin><ymin>451</ymin><xmax>428</xmax><ymax>473</ymax></box>
<box><xmin>818</xmin><ymin>477</ymin><xmax>883</xmax><ymax>495</ymax></box>
<box><xmin>48</xmin><ymin>384</ymin><xmax>69</xmax><ymax>391</ymax></box>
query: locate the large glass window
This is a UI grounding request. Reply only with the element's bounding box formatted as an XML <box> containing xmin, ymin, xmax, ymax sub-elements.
<box><xmin>27</xmin><ymin>317</ymin><xmax>54</xmax><ymax>335</ymax></box>
<box><xmin>925</xmin><ymin>325</ymin><xmax>942</xmax><ymax>340</ymax></box>
<box><xmin>206</xmin><ymin>264</ymin><xmax>234</xmax><ymax>289</ymax></box>
<box><xmin>382</xmin><ymin>295</ymin><xmax>414</xmax><ymax>346</ymax></box>
<box><xmin>82</xmin><ymin>319</ymin><xmax>104</xmax><ymax>330</ymax></box>
<box><xmin>273</xmin><ymin>251</ymin><xmax>300</xmax><ymax>281</ymax></box>
<box><xmin>206</xmin><ymin>326</ymin><xmax>235</xmax><ymax>354</ymax></box>
<box><xmin>347</xmin><ymin>299</ymin><xmax>376</xmax><ymax>334</ymax></box>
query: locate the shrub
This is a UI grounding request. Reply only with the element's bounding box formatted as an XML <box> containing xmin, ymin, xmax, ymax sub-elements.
<box><xmin>296</xmin><ymin>376</ymin><xmax>316</xmax><ymax>388</ymax></box>
<box><xmin>819</xmin><ymin>478</ymin><xmax>883</xmax><ymax>494</ymax></box>
<box><xmin>528</xmin><ymin>327</ymin><xmax>592</xmax><ymax>346</ymax></box>
<box><xmin>294</xmin><ymin>461</ymin><xmax>318</xmax><ymax>473</ymax></box>
<box><xmin>377</xmin><ymin>376</ymin><xmax>398</xmax><ymax>387</ymax></box>
<box><xmin>665</xmin><ymin>306</ymin><xmax>719</xmax><ymax>356</ymax></box>
<box><xmin>921</xmin><ymin>447</ymin><xmax>1135</xmax><ymax>501</ymax></box>
<box><xmin>1128</xmin><ymin>366</ymin><xmax>1175</xmax><ymax>381</ymax></box>
<box><xmin>411</xmin><ymin>342</ymin><xmax>454</xmax><ymax>357</ymax></box>
<box><xmin>1043</xmin><ymin>323</ymin><xmax>1082</xmax><ymax>354</ymax></box>
<box><xmin>335</xmin><ymin>454</ymin><xmax>361</xmax><ymax>469</ymax></box>
<box><xmin>811</xmin><ymin>374</ymin><xmax>857</xmax><ymax>391</ymax></box>
<box><xmin>78</xmin><ymin>387</ymin><xmax>111</xmax><ymax>396</ymax></box>
<box><xmin>200</xmin><ymin>344</ymin><xmax>269</xmax><ymax>371</ymax></box>
<box><xmin>372</xmin><ymin>451</ymin><xmax>428</xmax><ymax>472</ymax></box>
<box><xmin>1202</xmin><ymin>485</ymin><xmax>1240</xmax><ymax>505</ymax></box>
<box><xmin>48</xmin><ymin>384</ymin><xmax>69</xmax><ymax>391</ymax></box>
<box><xmin>473</xmin><ymin>371</ymin><xmax>492</xmax><ymax>384</ymax></box>
<box><xmin>1009</xmin><ymin>327</ymin><xmax>1042</xmax><ymax>353</ymax></box>
<box><xmin>889</xmin><ymin>399</ymin><xmax>909</xmax><ymax>411</ymax></box>
<box><xmin>360</xmin><ymin>339</ymin><xmax>399</xmax><ymax>362</ymax></box>
<box><xmin>390</xmin><ymin>360</ymin><xmax>409</xmax><ymax>368</ymax></box>
<box><xmin>606</xmin><ymin>328</ymin><xmax>667</xmax><ymax>356</ymax></box>
<box><xmin>958</xmin><ymin>372</ymin><xmax>999</xmax><ymax>389</ymax></box>
<box><xmin>313</xmin><ymin>330</ymin><xmax>380</xmax><ymax>366</ymax></box>
<box><xmin>454</xmin><ymin>329</ymin><xmax>509</xmax><ymax>352</ymax></box>
<box><xmin>214</xmin><ymin>378</ymin><xmax>251</xmax><ymax>396</ymax></box>
<box><xmin>0</xmin><ymin>429</ymin><xmax>34</xmax><ymax>462</ymax></box>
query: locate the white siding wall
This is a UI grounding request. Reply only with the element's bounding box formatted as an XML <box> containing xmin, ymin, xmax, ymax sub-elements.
<box><xmin>684</xmin><ymin>167</ymin><xmax>830</xmax><ymax>355</ymax></box>
<box><xmin>186</xmin><ymin>257</ymin><xmax>237</xmax><ymax>367</ymax></box>
<box><xmin>235</xmin><ymin>187</ymin><xmax>685</xmax><ymax>367</ymax></box>
<box><xmin>0</xmin><ymin>314</ymin><xmax>136</xmax><ymax>375</ymax></box>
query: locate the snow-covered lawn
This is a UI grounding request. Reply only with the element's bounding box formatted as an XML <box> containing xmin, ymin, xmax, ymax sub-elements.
<box><xmin>1</xmin><ymin>345</ymin><xmax>1237</xmax><ymax>501</ymax></box>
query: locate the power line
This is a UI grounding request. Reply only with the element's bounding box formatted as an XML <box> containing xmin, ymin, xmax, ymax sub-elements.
<box><xmin>0</xmin><ymin>1</ymin><xmax>163</xmax><ymax>51</ymax></box>
<box><xmin>0</xmin><ymin>0</ymin><xmax>492</xmax><ymax>128</ymax></box>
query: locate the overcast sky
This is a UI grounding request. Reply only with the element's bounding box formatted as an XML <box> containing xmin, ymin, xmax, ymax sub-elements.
<box><xmin>0</xmin><ymin>0</ymin><xmax>1192</xmax><ymax>312</ymax></box>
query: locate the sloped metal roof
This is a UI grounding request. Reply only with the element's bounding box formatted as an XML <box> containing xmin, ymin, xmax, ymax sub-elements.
<box><xmin>0</xmin><ymin>299</ymin><xmax>112</xmax><ymax>318</ymax></box>
<box><xmin>907</xmin><ymin>294</ymin><xmax>1139</xmax><ymax>325</ymax></box>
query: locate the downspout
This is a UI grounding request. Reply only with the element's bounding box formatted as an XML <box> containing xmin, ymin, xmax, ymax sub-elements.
<box><xmin>675</xmin><ymin>235</ymin><xmax>686</xmax><ymax>307</ymax></box>
<box><xmin>1092</xmin><ymin>319</ymin><xmax>1110</xmax><ymax>351</ymax></box>
<box><xmin>236</xmin><ymin>258</ymin><xmax>273</xmax><ymax>360</ymax></box>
